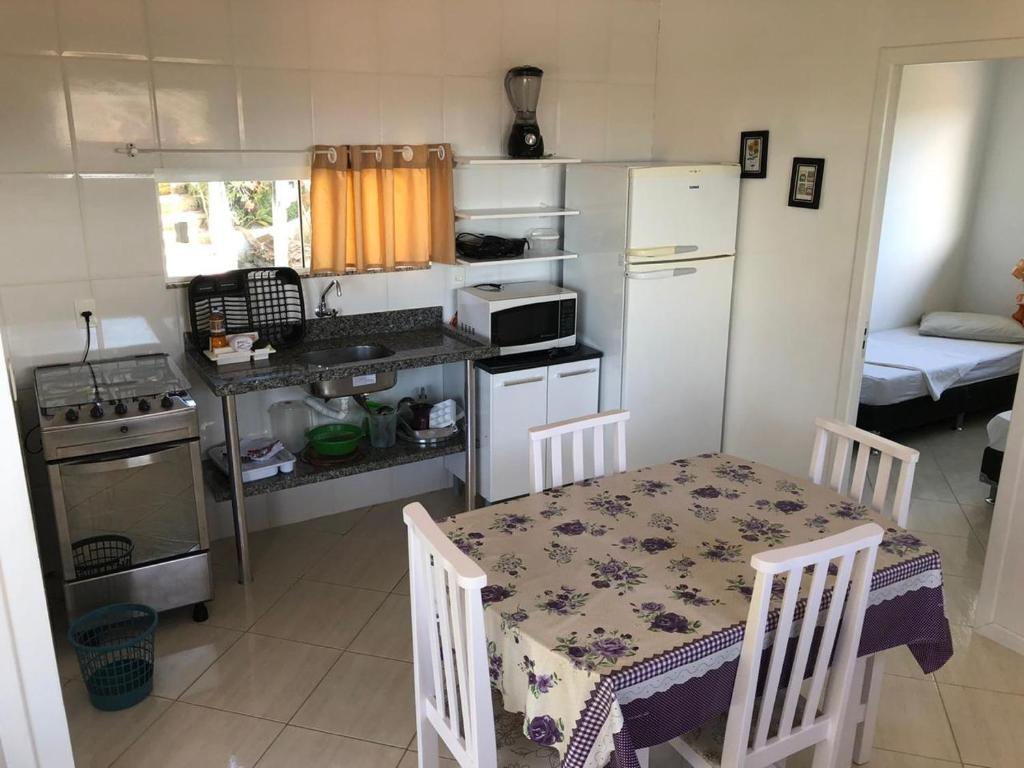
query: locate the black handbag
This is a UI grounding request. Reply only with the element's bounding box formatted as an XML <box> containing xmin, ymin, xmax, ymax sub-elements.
<box><xmin>455</xmin><ymin>232</ymin><xmax>528</xmax><ymax>260</ymax></box>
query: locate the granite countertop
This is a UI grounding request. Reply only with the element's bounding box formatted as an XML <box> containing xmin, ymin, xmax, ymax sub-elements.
<box><xmin>184</xmin><ymin>306</ymin><xmax>498</xmax><ymax>396</ymax></box>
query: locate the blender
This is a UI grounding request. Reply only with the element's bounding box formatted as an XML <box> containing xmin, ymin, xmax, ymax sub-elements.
<box><xmin>504</xmin><ymin>66</ymin><xmax>545</xmax><ymax>158</ymax></box>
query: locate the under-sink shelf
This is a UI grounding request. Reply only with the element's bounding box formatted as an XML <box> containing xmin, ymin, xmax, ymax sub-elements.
<box><xmin>203</xmin><ymin>434</ymin><xmax>465</xmax><ymax>501</ymax></box>
<box><xmin>456</xmin><ymin>249</ymin><xmax>578</xmax><ymax>266</ymax></box>
<box><xmin>454</xmin><ymin>206</ymin><xmax>581</xmax><ymax>221</ymax></box>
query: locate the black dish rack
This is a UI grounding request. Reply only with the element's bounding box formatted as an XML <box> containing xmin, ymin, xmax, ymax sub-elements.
<box><xmin>188</xmin><ymin>268</ymin><xmax>306</xmax><ymax>350</ymax></box>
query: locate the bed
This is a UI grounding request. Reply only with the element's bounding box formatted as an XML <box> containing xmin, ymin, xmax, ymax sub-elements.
<box><xmin>980</xmin><ymin>410</ymin><xmax>1012</xmax><ymax>501</ymax></box>
<box><xmin>857</xmin><ymin>326</ymin><xmax>1021</xmax><ymax>435</ymax></box>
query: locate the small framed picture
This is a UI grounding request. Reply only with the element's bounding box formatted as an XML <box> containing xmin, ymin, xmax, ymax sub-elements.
<box><xmin>739</xmin><ymin>130</ymin><xmax>769</xmax><ymax>179</ymax></box>
<box><xmin>788</xmin><ymin>157</ymin><xmax>825</xmax><ymax>209</ymax></box>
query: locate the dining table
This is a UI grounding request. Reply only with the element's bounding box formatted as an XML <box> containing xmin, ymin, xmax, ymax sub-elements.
<box><xmin>437</xmin><ymin>453</ymin><xmax>954</xmax><ymax>768</ymax></box>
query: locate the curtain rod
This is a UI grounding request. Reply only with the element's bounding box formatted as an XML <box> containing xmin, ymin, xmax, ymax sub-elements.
<box><xmin>116</xmin><ymin>143</ymin><xmax>446</xmax><ymax>164</ymax></box>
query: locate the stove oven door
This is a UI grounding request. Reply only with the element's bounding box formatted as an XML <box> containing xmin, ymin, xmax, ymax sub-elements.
<box><xmin>50</xmin><ymin>439</ymin><xmax>207</xmax><ymax>582</ymax></box>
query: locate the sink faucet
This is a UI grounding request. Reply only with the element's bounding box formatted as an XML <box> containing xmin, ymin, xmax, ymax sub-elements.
<box><xmin>316</xmin><ymin>279</ymin><xmax>342</xmax><ymax>318</ymax></box>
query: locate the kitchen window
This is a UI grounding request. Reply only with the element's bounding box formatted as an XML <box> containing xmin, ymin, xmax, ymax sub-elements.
<box><xmin>158</xmin><ymin>177</ymin><xmax>311</xmax><ymax>281</ymax></box>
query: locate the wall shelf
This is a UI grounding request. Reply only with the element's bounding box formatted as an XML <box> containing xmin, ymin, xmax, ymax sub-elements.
<box><xmin>456</xmin><ymin>250</ymin><xmax>578</xmax><ymax>267</ymax></box>
<box><xmin>455</xmin><ymin>156</ymin><xmax>581</xmax><ymax>166</ymax></box>
<box><xmin>454</xmin><ymin>206</ymin><xmax>580</xmax><ymax>221</ymax></box>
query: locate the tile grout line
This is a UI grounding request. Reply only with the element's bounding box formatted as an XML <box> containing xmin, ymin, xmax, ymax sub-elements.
<box><xmin>935</xmin><ymin>676</ymin><xmax>966</xmax><ymax>765</ymax></box>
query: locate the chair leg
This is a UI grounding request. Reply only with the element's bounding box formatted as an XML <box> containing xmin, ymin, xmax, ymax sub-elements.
<box><xmin>636</xmin><ymin>747</ymin><xmax>650</xmax><ymax>768</ymax></box>
<box><xmin>853</xmin><ymin>653</ymin><xmax>886</xmax><ymax>765</ymax></box>
<box><xmin>416</xmin><ymin>719</ymin><xmax>440</xmax><ymax>768</ymax></box>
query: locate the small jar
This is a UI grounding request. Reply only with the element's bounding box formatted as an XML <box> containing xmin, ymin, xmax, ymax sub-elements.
<box><xmin>208</xmin><ymin>311</ymin><xmax>229</xmax><ymax>350</ymax></box>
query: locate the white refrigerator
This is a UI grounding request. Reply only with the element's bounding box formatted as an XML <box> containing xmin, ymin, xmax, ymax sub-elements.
<box><xmin>563</xmin><ymin>162</ymin><xmax>740</xmax><ymax>469</ymax></box>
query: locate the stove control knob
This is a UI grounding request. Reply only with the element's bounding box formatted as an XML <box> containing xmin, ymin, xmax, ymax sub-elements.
<box><xmin>65</xmin><ymin>408</ymin><xmax>79</xmax><ymax>422</ymax></box>
<box><xmin>138</xmin><ymin>399</ymin><xmax>151</xmax><ymax>413</ymax></box>
<box><xmin>89</xmin><ymin>403</ymin><xmax>104</xmax><ymax>419</ymax></box>
<box><xmin>160</xmin><ymin>395</ymin><xmax>174</xmax><ymax>409</ymax></box>
<box><xmin>115</xmin><ymin>401</ymin><xmax>128</xmax><ymax>415</ymax></box>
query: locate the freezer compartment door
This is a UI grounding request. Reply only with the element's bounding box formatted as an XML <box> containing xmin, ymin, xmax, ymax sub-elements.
<box><xmin>626</xmin><ymin>165</ymin><xmax>739</xmax><ymax>262</ymax></box>
<box><xmin>621</xmin><ymin>256</ymin><xmax>733</xmax><ymax>468</ymax></box>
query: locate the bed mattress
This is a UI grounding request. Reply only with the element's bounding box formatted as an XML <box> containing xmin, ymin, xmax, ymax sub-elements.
<box><xmin>988</xmin><ymin>410</ymin><xmax>1012</xmax><ymax>452</ymax></box>
<box><xmin>861</xmin><ymin>326</ymin><xmax>1022</xmax><ymax>406</ymax></box>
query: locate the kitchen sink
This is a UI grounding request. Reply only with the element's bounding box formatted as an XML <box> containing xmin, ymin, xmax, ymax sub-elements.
<box><xmin>302</xmin><ymin>344</ymin><xmax>397</xmax><ymax>399</ymax></box>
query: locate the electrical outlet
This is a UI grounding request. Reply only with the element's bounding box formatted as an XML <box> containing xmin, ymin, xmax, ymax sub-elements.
<box><xmin>452</xmin><ymin>267</ymin><xmax>466</xmax><ymax>285</ymax></box>
<box><xmin>75</xmin><ymin>299</ymin><xmax>96</xmax><ymax>329</ymax></box>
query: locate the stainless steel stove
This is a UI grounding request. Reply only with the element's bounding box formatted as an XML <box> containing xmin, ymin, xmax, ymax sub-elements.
<box><xmin>36</xmin><ymin>353</ymin><xmax>211</xmax><ymax>621</ymax></box>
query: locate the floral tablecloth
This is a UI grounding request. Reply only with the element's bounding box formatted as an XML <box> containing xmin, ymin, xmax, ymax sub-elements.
<box><xmin>438</xmin><ymin>454</ymin><xmax>953</xmax><ymax>768</ymax></box>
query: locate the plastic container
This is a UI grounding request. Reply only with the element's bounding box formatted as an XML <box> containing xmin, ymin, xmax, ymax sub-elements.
<box><xmin>307</xmin><ymin>423</ymin><xmax>363</xmax><ymax>456</ymax></box>
<box><xmin>367</xmin><ymin>408</ymin><xmax>398</xmax><ymax>449</ymax></box>
<box><xmin>528</xmin><ymin>228</ymin><xmax>560</xmax><ymax>253</ymax></box>
<box><xmin>208</xmin><ymin>442</ymin><xmax>297</xmax><ymax>482</ymax></box>
<box><xmin>72</xmin><ymin>534</ymin><xmax>134</xmax><ymax>579</ymax></box>
<box><xmin>68</xmin><ymin>603</ymin><xmax>157</xmax><ymax>711</ymax></box>
<box><xmin>269</xmin><ymin>400</ymin><xmax>313</xmax><ymax>453</ymax></box>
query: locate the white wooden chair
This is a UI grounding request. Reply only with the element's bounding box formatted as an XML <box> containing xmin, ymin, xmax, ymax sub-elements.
<box><xmin>404</xmin><ymin>502</ymin><xmax>559</xmax><ymax>768</ymax></box>
<box><xmin>527</xmin><ymin>409</ymin><xmax>630</xmax><ymax>493</ymax></box>
<box><xmin>809</xmin><ymin>417</ymin><xmax>920</xmax><ymax>528</ymax></box>
<box><xmin>809</xmin><ymin>418</ymin><xmax>918</xmax><ymax>767</ymax></box>
<box><xmin>669</xmin><ymin>523</ymin><xmax>884</xmax><ymax>768</ymax></box>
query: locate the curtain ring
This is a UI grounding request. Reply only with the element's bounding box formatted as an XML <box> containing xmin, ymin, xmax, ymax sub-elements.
<box><xmin>436</xmin><ymin>145</ymin><xmax>446</xmax><ymax>161</ymax></box>
<box><xmin>327</xmin><ymin>147</ymin><xmax>337</xmax><ymax>164</ymax></box>
<box><xmin>375</xmin><ymin>146</ymin><xmax>383</xmax><ymax>163</ymax></box>
<box><xmin>401</xmin><ymin>145</ymin><xmax>414</xmax><ymax>162</ymax></box>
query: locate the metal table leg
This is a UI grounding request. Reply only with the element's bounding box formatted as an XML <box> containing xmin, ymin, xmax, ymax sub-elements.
<box><xmin>222</xmin><ymin>395</ymin><xmax>252</xmax><ymax>583</ymax></box>
<box><xmin>464</xmin><ymin>359</ymin><xmax>477</xmax><ymax>511</ymax></box>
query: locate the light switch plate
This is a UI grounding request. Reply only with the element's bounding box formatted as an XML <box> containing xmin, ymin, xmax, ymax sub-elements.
<box><xmin>74</xmin><ymin>299</ymin><xmax>96</xmax><ymax>328</ymax></box>
<box><xmin>452</xmin><ymin>267</ymin><xmax>466</xmax><ymax>285</ymax></box>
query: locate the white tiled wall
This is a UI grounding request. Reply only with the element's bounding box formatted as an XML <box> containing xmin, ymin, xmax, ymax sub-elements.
<box><xmin>1</xmin><ymin>0</ymin><xmax>659</xmax><ymax>537</ymax></box>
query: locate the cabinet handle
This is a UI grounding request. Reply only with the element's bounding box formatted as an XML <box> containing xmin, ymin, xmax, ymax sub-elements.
<box><xmin>502</xmin><ymin>376</ymin><xmax>544</xmax><ymax>387</ymax></box>
<box><xmin>556</xmin><ymin>368</ymin><xmax>597</xmax><ymax>378</ymax></box>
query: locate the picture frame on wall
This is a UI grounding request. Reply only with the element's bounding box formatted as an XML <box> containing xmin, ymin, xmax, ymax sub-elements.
<box><xmin>739</xmin><ymin>130</ymin><xmax>769</xmax><ymax>178</ymax></box>
<box><xmin>788</xmin><ymin>157</ymin><xmax>825</xmax><ymax>209</ymax></box>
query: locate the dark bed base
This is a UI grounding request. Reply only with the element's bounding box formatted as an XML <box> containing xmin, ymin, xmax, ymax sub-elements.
<box><xmin>857</xmin><ymin>374</ymin><xmax>1018</xmax><ymax>436</ymax></box>
<box><xmin>981</xmin><ymin>445</ymin><xmax>1004</xmax><ymax>502</ymax></box>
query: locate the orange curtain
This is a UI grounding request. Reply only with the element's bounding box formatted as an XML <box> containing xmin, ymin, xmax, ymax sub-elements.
<box><xmin>310</xmin><ymin>144</ymin><xmax>454</xmax><ymax>274</ymax></box>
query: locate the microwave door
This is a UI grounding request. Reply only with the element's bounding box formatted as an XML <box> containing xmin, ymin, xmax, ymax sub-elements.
<box><xmin>492</xmin><ymin>301</ymin><xmax>559</xmax><ymax>354</ymax></box>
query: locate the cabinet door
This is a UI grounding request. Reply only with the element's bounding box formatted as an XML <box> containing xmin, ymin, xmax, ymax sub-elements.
<box><xmin>486</xmin><ymin>367</ymin><xmax>549</xmax><ymax>502</ymax></box>
<box><xmin>546</xmin><ymin>359</ymin><xmax>601</xmax><ymax>484</ymax></box>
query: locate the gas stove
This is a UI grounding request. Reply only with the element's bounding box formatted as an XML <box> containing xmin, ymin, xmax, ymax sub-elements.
<box><xmin>35</xmin><ymin>353</ymin><xmax>199</xmax><ymax>461</ymax></box>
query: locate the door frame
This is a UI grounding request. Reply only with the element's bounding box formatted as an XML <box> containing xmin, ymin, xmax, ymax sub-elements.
<box><xmin>837</xmin><ymin>36</ymin><xmax>1024</xmax><ymax>646</ymax></box>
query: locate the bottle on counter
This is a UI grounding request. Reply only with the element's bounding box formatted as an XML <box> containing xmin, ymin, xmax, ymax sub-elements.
<box><xmin>209</xmin><ymin>310</ymin><xmax>230</xmax><ymax>351</ymax></box>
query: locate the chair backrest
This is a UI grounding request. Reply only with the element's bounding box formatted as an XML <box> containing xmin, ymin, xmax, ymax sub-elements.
<box><xmin>527</xmin><ymin>409</ymin><xmax>630</xmax><ymax>494</ymax></box>
<box><xmin>721</xmin><ymin>523</ymin><xmax>884</xmax><ymax>768</ymax></box>
<box><xmin>403</xmin><ymin>502</ymin><xmax>496</xmax><ymax>768</ymax></box>
<box><xmin>809</xmin><ymin>417</ymin><xmax>920</xmax><ymax>528</ymax></box>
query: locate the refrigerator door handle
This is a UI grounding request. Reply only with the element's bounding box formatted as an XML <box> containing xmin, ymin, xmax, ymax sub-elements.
<box><xmin>626</xmin><ymin>267</ymin><xmax>698</xmax><ymax>280</ymax></box>
<box><xmin>626</xmin><ymin>245</ymin><xmax>699</xmax><ymax>258</ymax></box>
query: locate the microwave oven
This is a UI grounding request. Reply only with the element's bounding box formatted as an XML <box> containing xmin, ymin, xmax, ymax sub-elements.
<box><xmin>457</xmin><ymin>282</ymin><xmax>577</xmax><ymax>355</ymax></box>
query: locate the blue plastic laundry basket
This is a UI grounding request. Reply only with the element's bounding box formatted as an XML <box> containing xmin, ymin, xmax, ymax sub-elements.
<box><xmin>68</xmin><ymin>603</ymin><xmax>157</xmax><ymax>711</ymax></box>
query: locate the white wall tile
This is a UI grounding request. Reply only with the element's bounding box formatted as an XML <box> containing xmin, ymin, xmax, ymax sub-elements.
<box><xmin>307</xmin><ymin>0</ymin><xmax>379</xmax><ymax>73</ymax></box>
<box><xmin>380</xmin><ymin>75</ymin><xmax>443</xmax><ymax>144</ymax></box>
<box><xmin>443</xmin><ymin>76</ymin><xmax>502</xmax><ymax>157</ymax></box>
<box><xmin>557</xmin><ymin>0</ymin><xmax>610</xmax><ymax>82</ymax></box>
<box><xmin>442</xmin><ymin>0</ymin><xmax>501</xmax><ymax>77</ymax></box>
<box><xmin>452</xmin><ymin>167</ymin><xmax>502</xmax><ymax>210</ymax></box>
<box><xmin>304</xmin><ymin>273</ymin><xmax>388</xmax><ymax>316</ymax></box>
<box><xmin>558</xmin><ymin>80</ymin><xmax>607</xmax><ymax>160</ymax></box>
<box><xmin>0</xmin><ymin>0</ymin><xmax>59</xmax><ymax>55</ymax></box>
<box><xmin>0</xmin><ymin>177</ymin><xmax>88</xmax><ymax>286</ymax></box>
<box><xmin>311</xmin><ymin>72</ymin><xmax>381</xmax><ymax>144</ymax></box>
<box><xmin>379</xmin><ymin>0</ymin><xmax>443</xmax><ymax>75</ymax></box>
<box><xmin>147</xmin><ymin>0</ymin><xmax>233</xmax><ymax>63</ymax></box>
<box><xmin>500</xmin><ymin>0</ymin><xmax>559</xmax><ymax>74</ymax></box>
<box><xmin>0</xmin><ymin>281</ymin><xmax>92</xmax><ymax>386</ymax></box>
<box><xmin>79</xmin><ymin>178</ymin><xmax>164</xmax><ymax>279</ymax></box>
<box><xmin>56</xmin><ymin>0</ymin><xmax>148</xmax><ymax>57</ymax></box>
<box><xmin>229</xmin><ymin>0</ymin><xmax>309</xmax><ymax>69</ymax></box>
<box><xmin>608</xmin><ymin>0</ymin><xmax>659</xmax><ymax>85</ymax></box>
<box><xmin>387</xmin><ymin>268</ymin><xmax>446</xmax><ymax>310</ymax></box>
<box><xmin>91</xmin><ymin>275</ymin><xmax>182</xmax><ymax>357</ymax></box>
<box><xmin>605</xmin><ymin>83</ymin><xmax>653</xmax><ymax>160</ymax></box>
<box><xmin>238</xmin><ymin>68</ymin><xmax>313</xmax><ymax>150</ymax></box>
<box><xmin>0</xmin><ymin>55</ymin><xmax>72</xmax><ymax>172</ymax></box>
<box><xmin>154</xmin><ymin>63</ymin><xmax>240</xmax><ymax>149</ymax></box>
<box><xmin>65</xmin><ymin>58</ymin><xmax>157</xmax><ymax>172</ymax></box>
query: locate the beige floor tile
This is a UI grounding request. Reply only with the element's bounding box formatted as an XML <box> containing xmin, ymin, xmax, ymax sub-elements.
<box><xmin>934</xmin><ymin>623</ymin><xmax>1024</xmax><ymax>695</ymax></box>
<box><xmin>304</xmin><ymin>531</ymin><xmax>409</xmax><ymax>592</ymax></box>
<box><xmin>213</xmin><ymin>526</ymin><xmax>343</xmax><ymax>581</ymax></box>
<box><xmin>908</xmin><ymin>454</ymin><xmax>958</xmax><ymax>504</ymax></box>
<box><xmin>255</xmin><ymin>725</ymin><xmax>405</xmax><ymax>768</ymax></box>
<box><xmin>348</xmin><ymin>594</ymin><xmax>413</xmax><ymax>662</ymax></box>
<box><xmin>884</xmin><ymin>644</ymin><xmax>934</xmax><ymax>680</ymax></box>
<box><xmin>205</xmin><ymin>572</ymin><xmax>296</xmax><ymax>632</ymax></box>
<box><xmin>393</xmin><ymin>572</ymin><xmax>410</xmax><ymax>595</ymax></box>
<box><xmin>348</xmin><ymin>501</ymin><xmax>413</xmax><ymax>540</ymax></box>
<box><xmin>912</xmin><ymin>530</ymin><xmax>985</xmax><ymax>581</ymax></box>
<box><xmin>940</xmin><ymin>683</ymin><xmax>1024</xmax><ymax>767</ymax></box>
<box><xmin>906</xmin><ymin>498</ymin><xmax>972</xmax><ymax>537</ymax></box>
<box><xmin>292</xmin><ymin>652</ymin><xmax>416</xmax><ymax>747</ymax></box>
<box><xmin>397</xmin><ymin>751</ymin><xmax>458</xmax><ymax>768</ymax></box>
<box><xmin>112</xmin><ymin>701</ymin><xmax>282</xmax><ymax>768</ymax></box>
<box><xmin>873</xmin><ymin>675</ymin><xmax>960</xmax><ymax>762</ymax></box>
<box><xmin>291</xmin><ymin>506</ymin><xmax>370</xmax><ymax>535</ymax></box>
<box><xmin>250</xmin><ymin>580</ymin><xmax>385</xmax><ymax>649</ymax></box>
<box><xmin>961</xmin><ymin>502</ymin><xmax>993</xmax><ymax>548</ymax></box>
<box><xmin>786</xmin><ymin>746</ymin><xmax>960</xmax><ymax>768</ymax></box>
<box><xmin>942</xmin><ymin>574</ymin><xmax>979</xmax><ymax>626</ymax></box>
<box><xmin>181</xmin><ymin>633</ymin><xmax>339</xmax><ymax>722</ymax></box>
<box><xmin>151</xmin><ymin>611</ymin><xmax>242</xmax><ymax>699</ymax></box>
<box><xmin>62</xmin><ymin>680</ymin><xmax>172</xmax><ymax>768</ymax></box>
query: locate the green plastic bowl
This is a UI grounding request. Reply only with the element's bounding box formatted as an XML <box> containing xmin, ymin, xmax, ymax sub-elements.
<box><xmin>306</xmin><ymin>423</ymin><xmax>363</xmax><ymax>456</ymax></box>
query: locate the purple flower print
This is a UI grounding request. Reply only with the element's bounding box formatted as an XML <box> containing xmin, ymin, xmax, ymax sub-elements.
<box><xmin>773</xmin><ymin>499</ymin><xmax>806</xmax><ymax>514</ymax></box>
<box><xmin>649</xmin><ymin>512</ymin><xmax>678</xmax><ymax>531</ymax></box>
<box><xmin>829</xmin><ymin>501</ymin><xmax>868</xmax><ymax>520</ymax></box>
<box><xmin>726</xmin><ymin>574</ymin><xmax>786</xmax><ymax>601</ymax></box>
<box><xmin>487</xmin><ymin>641</ymin><xmax>502</xmax><ymax>689</ymax></box>
<box><xmin>489</xmin><ymin>512</ymin><xmax>534</xmax><ymax>534</ymax></box>
<box><xmin>481</xmin><ymin>584</ymin><xmax>516</xmax><ymax>605</ymax></box>
<box><xmin>591</xmin><ymin>636</ymin><xmax>631</xmax><ymax>660</ymax></box>
<box><xmin>544</xmin><ymin>540</ymin><xmax>577</xmax><ymax>564</ymax></box>
<box><xmin>587</xmin><ymin>555</ymin><xmax>647</xmax><ymax>594</ymax></box>
<box><xmin>634</xmin><ymin>479</ymin><xmax>671</xmax><ymax>497</ymax></box>
<box><xmin>526</xmin><ymin>715</ymin><xmax>564</xmax><ymax>746</ymax></box>
<box><xmin>670</xmin><ymin>582</ymin><xmax>721</xmax><ymax>606</ymax></box>
<box><xmin>776</xmin><ymin>479</ymin><xmax>803</xmax><ymax>495</ymax></box>
<box><xmin>692</xmin><ymin>503</ymin><xmax>718</xmax><ymax>522</ymax></box>
<box><xmin>555</xmin><ymin>629</ymin><xmax>639</xmax><ymax>671</ymax></box>
<box><xmin>494</xmin><ymin>553</ymin><xmax>525</xmax><ymax>577</ymax></box>
<box><xmin>640</xmin><ymin>601</ymin><xmax>664</xmax><ymax>612</ymax></box>
<box><xmin>616</xmin><ymin>536</ymin><xmax>677</xmax><ymax>554</ymax></box>
<box><xmin>585</xmin><ymin>491</ymin><xmax>636</xmax><ymax>519</ymax></box>
<box><xmin>691</xmin><ymin>485</ymin><xmax>741</xmax><ymax>501</ymax></box>
<box><xmin>805</xmin><ymin>514</ymin><xmax>830</xmax><ymax>532</ymax></box>
<box><xmin>631</xmin><ymin>602</ymin><xmax>702</xmax><ymax>634</ymax></box>
<box><xmin>519</xmin><ymin>656</ymin><xmax>560</xmax><ymax>698</ymax></box>
<box><xmin>733</xmin><ymin>515</ymin><xmax>789</xmax><ymax>546</ymax></box>
<box><xmin>700</xmin><ymin>538</ymin><xmax>743</xmax><ymax>563</ymax></box>
<box><xmin>535</xmin><ymin>586</ymin><xmax>589</xmax><ymax>616</ymax></box>
<box><xmin>539</xmin><ymin>502</ymin><xmax>565</xmax><ymax>519</ymax></box>
<box><xmin>713</xmin><ymin>461</ymin><xmax>761</xmax><ymax>485</ymax></box>
<box><xmin>553</xmin><ymin>520</ymin><xmax>586</xmax><ymax>536</ymax></box>
<box><xmin>499</xmin><ymin>607</ymin><xmax>529</xmax><ymax>636</ymax></box>
<box><xmin>445</xmin><ymin>527</ymin><xmax>484</xmax><ymax>559</ymax></box>
<box><xmin>881</xmin><ymin>528</ymin><xmax>924</xmax><ymax>557</ymax></box>
<box><xmin>668</xmin><ymin>556</ymin><xmax>697</xmax><ymax>576</ymax></box>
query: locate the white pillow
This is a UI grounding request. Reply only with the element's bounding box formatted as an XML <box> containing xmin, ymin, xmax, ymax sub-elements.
<box><xmin>919</xmin><ymin>311</ymin><xmax>1024</xmax><ymax>344</ymax></box>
